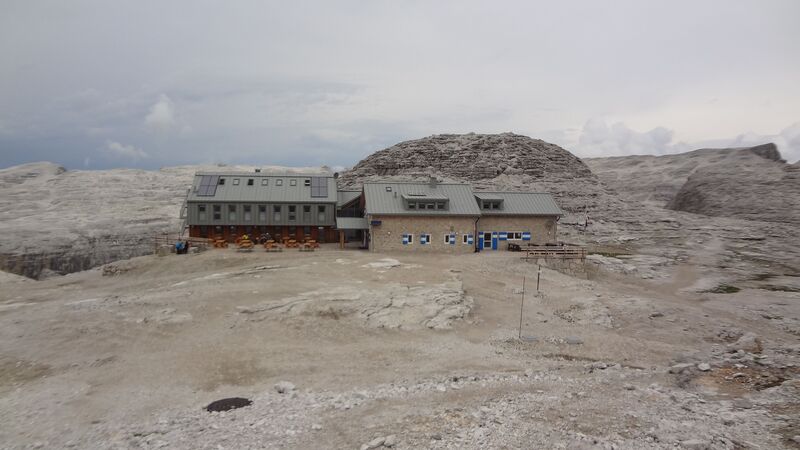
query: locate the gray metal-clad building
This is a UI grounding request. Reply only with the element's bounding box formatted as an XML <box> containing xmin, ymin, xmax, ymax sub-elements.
<box><xmin>184</xmin><ymin>171</ymin><xmax>339</xmax><ymax>242</ymax></box>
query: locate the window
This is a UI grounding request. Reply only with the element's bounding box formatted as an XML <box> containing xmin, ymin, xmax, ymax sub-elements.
<box><xmin>290</xmin><ymin>179</ymin><xmax>297</xmax><ymax>186</ymax></box>
<box><xmin>273</xmin><ymin>205</ymin><xmax>281</xmax><ymax>221</ymax></box>
<box><xmin>508</xmin><ymin>232</ymin><xmax>522</xmax><ymax>240</ymax></box>
<box><xmin>288</xmin><ymin>205</ymin><xmax>296</xmax><ymax>221</ymax></box>
<box><xmin>408</xmin><ymin>202</ymin><xmax>416</xmax><ymax>209</ymax></box>
<box><xmin>385</xmin><ymin>186</ymin><xmax>392</xmax><ymax>192</ymax></box>
<box><xmin>304</xmin><ymin>179</ymin><xmax>311</xmax><ymax>186</ymax></box>
<box><xmin>233</xmin><ymin>178</ymin><xmax>240</xmax><ymax>186</ymax></box>
<box><xmin>228</xmin><ymin>204</ymin><xmax>237</xmax><ymax>221</ymax></box>
<box><xmin>213</xmin><ymin>205</ymin><xmax>221</xmax><ymax>220</ymax></box>
<box><xmin>243</xmin><ymin>205</ymin><xmax>252</xmax><ymax>221</ymax></box>
<box><xmin>198</xmin><ymin>204</ymin><xmax>207</xmax><ymax>221</ymax></box>
<box><xmin>436</xmin><ymin>202</ymin><xmax>445</xmax><ymax>210</ymax></box>
<box><xmin>406</xmin><ymin>233</ymin><xmax>414</xmax><ymax>244</ymax></box>
<box><xmin>247</xmin><ymin>179</ymin><xmax>254</xmax><ymax>186</ymax></box>
<box><xmin>444</xmin><ymin>234</ymin><xmax>452</xmax><ymax>244</ymax></box>
<box><xmin>261</xmin><ymin>178</ymin><xmax>269</xmax><ymax>186</ymax></box>
<box><xmin>426</xmin><ymin>203</ymin><xmax>434</xmax><ymax>210</ymax></box>
<box><xmin>317</xmin><ymin>205</ymin><xmax>326</xmax><ymax>222</ymax></box>
<box><xmin>462</xmin><ymin>234</ymin><xmax>470</xmax><ymax>244</ymax></box>
<box><xmin>276</xmin><ymin>179</ymin><xmax>283</xmax><ymax>186</ymax></box>
<box><xmin>258</xmin><ymin>205</ymin><xmax>267</xmax><ymax>222</ymax></box>
<box><xmin>421</xmin><ymin>233</ymin><xmax>431</xmax><ymax>244</ymax></box>
<box><xmin>218</xmin><ymin>178</ymin><xmax>225</xmax><ymax>185</ymax></box>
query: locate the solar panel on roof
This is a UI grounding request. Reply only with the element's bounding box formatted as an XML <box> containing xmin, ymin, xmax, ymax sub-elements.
<box><xmin>310</xmin><ymin>177</ymin><xmax>327</xmax><ymax>198</ymax></box>
<box><xmin>196</xmin><ymin>175</ymin><xmax>219</xmax><ymax>196</ymax></box>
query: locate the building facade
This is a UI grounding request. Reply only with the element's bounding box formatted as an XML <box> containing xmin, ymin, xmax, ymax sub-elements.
<box><xmin>361</xmin><ymin>182</ymin><xmax>563</xmax><ymax>253</ymax></box>
<box><xmin>184</xmin><ymin>172</ymin><xmax>338</xmax><ymax>242</ymax></box>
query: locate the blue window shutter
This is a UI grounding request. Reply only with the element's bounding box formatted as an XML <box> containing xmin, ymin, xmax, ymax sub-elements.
<box><xmin>467</xmin><ymin>234</ymin><xmax>474</xmax><ymax>244</ymax></box>
<box><xmin>522</xmin><ymin>232</ymin><xmax>531</xmax><ymax>241</ymax></box>
<box><xmin>499</xmin><ymin>232</ymin><xmax>508</xmax><ymax>241</ymax></box>
<box><xmin>450</xmin><ymin>233</ymin><xmax>455</xmax><ymax>245</ymax></box>
<box><xmin>402</xmin><ymin>233</ymin><xmax>408</xmax><ymax>245</ymax></box>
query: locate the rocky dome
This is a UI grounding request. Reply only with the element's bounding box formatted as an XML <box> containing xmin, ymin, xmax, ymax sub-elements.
<box><xmin>339</xmin><ymin>133</ymin><xmax>613</xmax><ymax>212</ymax></box>
<box><xmin>667</xmin><ymin>144</ymin><xmax>800</xmax><ymax>224</ymax></box>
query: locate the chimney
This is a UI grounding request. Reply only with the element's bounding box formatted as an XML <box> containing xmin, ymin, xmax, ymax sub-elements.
<box><xmin>428</xmin><ymin>175</ymin><xmax>437</xmax><ymax>188</ymax></box>
<box><xmin>254</xmin><ymin>168</ymin><xmax>261</xmax><ymax>173</ymax></box>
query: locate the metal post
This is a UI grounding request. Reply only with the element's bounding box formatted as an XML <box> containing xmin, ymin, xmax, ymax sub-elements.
<box><xmin>518</xmin><ymin>276</ymin><xmax>526</xmax><ymax>339</ymax></box>
<box><xmin>537</xmin><ymin>264</ymin><xmax>541</xmax><ymax>291</ymax></box>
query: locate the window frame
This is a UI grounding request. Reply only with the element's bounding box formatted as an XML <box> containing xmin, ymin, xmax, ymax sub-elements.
<box><xmin>258</xmin><ymin>205</ymin><xmax>267</xmax><ymax>222</ymax></box>
<box><xmin>288</xmin><ymin>205</ymin><xmax>297</xmax><ymax>222</ymax></box>
<box><xmin>212</xmin><ymin>204</ymin><xmax>222</xmax><ymax>221</ymax></box>
<box><xmin>273</xmin><ymin>205</ymin><xmax>282</xmax><ymax>222</ymax></box>
<box><xmin>444</xmin><ymin>234</ymin><xmax>452</xmax><ymax>244</ymax></box>
<box><xmin>462</xmin><ymin>234</ymin><xmax>470</xmax><ymax>244</ymax></box>
<box><xmin>317</xmin><ymin>205</ymin><xmax>326</xmax><ymax>222</ymax></box>
<box><xmin>421</xmin><ymin>233</ymin><xmax>432</xmax><ymax>244</ymax></box>
<box><xmin>233</xmin><ymin>178</ymin><xmax>240</xmax><ymax>186</ymax></box>
<box><xmin>261</xmin><ymin>178</ymin><xmax>269</xmax><ymax>186</ymax></box>
<box><xmin>290</xmin><ymin>179</ymin><xmax>297</xmax><ymax>186</ymax></box>
<box><xmin>276</xmin><ymin>179</ymin><xmax>283</xmax><ymax>186</ymax></box>
<box><xmin>247</xmin><ymin>179</ymin><xmax>254</xmax><ymax>186</ymax></box>
<box><xmin>227</xmin><ymin>204</ymin><xmax>237</xmax><ymax>221</ymax></box>
<box><xmin>406</xmin><ymin>233</ymin><xmax>414</xmax><ymax>244</ymax></box>
<box><xmin>243</xmin><ymin>205</ymin><xmax>252</xmax><ymax>221</ymax></box>
<box><xmin>198</xmin><ymin>204</ymin><xmax>207</xmax><ymax>221</ymax></box>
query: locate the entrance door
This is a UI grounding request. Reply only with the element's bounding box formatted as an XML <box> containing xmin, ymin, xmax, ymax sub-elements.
<box><xmin>483</xmin><ymin>232</ymin><xmax>492</xmax><ymax>251</ymax></box>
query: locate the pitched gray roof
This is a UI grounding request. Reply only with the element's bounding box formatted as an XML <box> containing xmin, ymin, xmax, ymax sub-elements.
<box><xmin>474</xmin><ymin>192</ymin><xmax>563</xmax><ymax>216</ymax></box>
<box><xmin>363</xmin><ymin>182</ymin><xmax>481</xmax><ymax>216</ymax></box>
<box><xmin>337</xmin><ymin>190</ymin><xmax>362</xmax><ymax>207</ymax></box>
<box><xmin>187</xmin><ymin>173</ymin><xmax>337</xmax><ymax>203</ymax></box>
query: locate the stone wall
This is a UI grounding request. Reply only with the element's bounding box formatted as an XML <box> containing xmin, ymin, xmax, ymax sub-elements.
<box><xmin>477</xmin><ymin>216</ymin><xmax>558</xmax><ymax>245</ymax></box>
<box><xmin>369</xmin><ymin>215</ymin><xmax>476</xmax><ymax>253</ymax></box>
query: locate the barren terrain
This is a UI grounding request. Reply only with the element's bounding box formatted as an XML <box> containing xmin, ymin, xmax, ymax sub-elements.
<box><xmin>1</xmin><ymin>247</ymin><xmax>798</xmax><ymax>449</ymax></box>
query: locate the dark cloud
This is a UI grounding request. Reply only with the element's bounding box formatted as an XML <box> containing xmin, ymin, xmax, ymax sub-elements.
<box><xmin>1</xmin><ymin>0</ymin><xmax>798</xmax><ymax>168</ymax></box>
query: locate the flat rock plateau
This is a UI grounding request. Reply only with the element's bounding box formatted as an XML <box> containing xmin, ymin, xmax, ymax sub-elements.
<box><xmin>1</xmin><ymin>134</ymin><xmax>798</xmax><ymax>449</ymax></box>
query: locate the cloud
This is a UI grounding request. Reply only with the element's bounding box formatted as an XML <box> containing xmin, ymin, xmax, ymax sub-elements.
<box><xmin>144</xmin><ymin>94</ymin><xmax>176</xmax><ymax>131</ymax></box>
<box><xmin>723</xmin><ymin>122</ymin><xmax>800</xmax><ymax>163</ymax></box>
<box><xmin>105</xmin><ymin>140</ymin><xmax>149</xmax><ymax>160</ymax></box>
<box><xmin>570</xmin><ymin>118</ymin><xmax>690</xmax><ymax>158</ymax></box>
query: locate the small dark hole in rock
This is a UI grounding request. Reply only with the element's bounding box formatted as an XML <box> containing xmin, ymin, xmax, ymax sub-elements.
<box><xmin>206</xmin><ymin>397</ymin><xmax>252</xmax><ymax>412</ymax></box>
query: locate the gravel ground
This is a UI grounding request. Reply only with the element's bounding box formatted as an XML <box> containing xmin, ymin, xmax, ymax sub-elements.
<box><xmin>1</xmin><ymin>248</ymin><xmax>798</xmax><ymax>449</ymax></box>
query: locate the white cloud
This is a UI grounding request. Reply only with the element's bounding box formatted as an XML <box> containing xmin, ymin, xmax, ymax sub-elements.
<box><xmin>557</xmin><ymin>119</ymin><xmax>800</xmax><ymax>163</ymax></box>
<box><xmin>144</xmin><ymin>94</ymin><xmax>176</xmax><ymax>131</ymax></box>
<box><xmin>723</xmin><ymin>122</ymin><xmax>800</xmax><ymax>163</ymax></box>
<box><xmin>105</xmin><ymin>140</ymin><xmax>149</xmax><ymax>160</ymax></box>
<box><xmin>569</xmin><ymin>118</ymin><xmax>689</xmax><ymax>158</ymax></box>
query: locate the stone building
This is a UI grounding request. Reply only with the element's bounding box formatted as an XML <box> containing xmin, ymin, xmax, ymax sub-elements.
<box><xmin>359</xmin><ymin>181</ymin><xmax>563</xmax><ymax>253</ymax></box>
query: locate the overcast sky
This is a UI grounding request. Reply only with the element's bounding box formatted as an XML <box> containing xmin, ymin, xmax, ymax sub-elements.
<box><xmin>1</xmin><ymin>0</ymin><xmax>799</xmax><ymax>170</ymax></box>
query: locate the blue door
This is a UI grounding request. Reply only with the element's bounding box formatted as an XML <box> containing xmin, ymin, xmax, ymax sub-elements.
<box><xmin>481</xmin><ymin>232</ymin><xmax>492</xmax><ymax>251</ymax></box>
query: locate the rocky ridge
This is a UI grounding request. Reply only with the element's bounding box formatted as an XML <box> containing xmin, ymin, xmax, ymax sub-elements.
<box><xmin>0</xmin><ymin>162</ymin><xmax>328</xmax><ymax>278</ymax></box>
